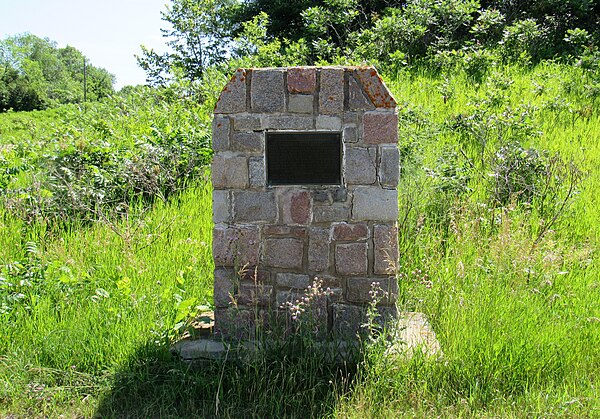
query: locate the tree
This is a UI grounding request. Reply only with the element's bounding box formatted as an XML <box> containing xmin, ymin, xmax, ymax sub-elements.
<box><xmin>0</xmin><ymin>33</ymin><xmax>115</xmax><ymax>112</ymax></box>
<box><xmin>137</xmin><ymin>0</ymin><xmax>238</xmax><ymax>85</ymax></box>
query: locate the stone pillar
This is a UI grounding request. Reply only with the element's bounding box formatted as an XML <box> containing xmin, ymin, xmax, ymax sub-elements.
<box><xmin>212</xmin><ymin>66</ymin><xmax>399</xmax><ymax>340</ymax></box>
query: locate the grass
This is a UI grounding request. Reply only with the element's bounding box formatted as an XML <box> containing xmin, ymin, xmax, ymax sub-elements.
<box><xmin>0</xmin><ymin>62</ymin><xmax>599</xmax><ymax>417</ymax></box>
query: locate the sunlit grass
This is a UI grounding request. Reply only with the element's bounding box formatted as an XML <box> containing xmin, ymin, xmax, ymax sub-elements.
<box><xmin>1</xmin><ymin>62</ymin><xmax>599</xmax><ymax>416</ymax></box>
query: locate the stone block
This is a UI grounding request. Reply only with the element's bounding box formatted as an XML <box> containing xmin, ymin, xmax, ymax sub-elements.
<box><xmin>249</xmin><ymin>157</ymin><xmax>265</xmax><ymax>187</ymax></box>
<box><xmin>263</xmin><ymin>238</ymin><xmax>304</xmax><ymax>270</ymax></box>
<box><xmin>379</xmin><ymin>146</ymin><xmax>399</xmax><ymax>188</ymax></box>
<box><xmin>344</xmin><ymin>112</ymin><xmax>358</xmax><ymax>124</ymax></box>
<box><xmin>251</xmin><ymin>69</ymin><xmax>285</xmax><ymax>113</ymax></box>
<box><xmin>319</xmin><ymin>275</ymin><xmax>342</xmax><ymax>289</ymax></box>
<box><xmin>213</xmin><ymin>226</ymin><xmax>260</xmax><ymax>267</ymax></box>
<box><xmin>212</xmin><ymin>189</ymin><xmax>230</xmax><ymax>224</ymax></box>
<box><xmin>316</xmin><ymin>115</ymin><xmax>342</xmax><ymax>130</ymax></box>
<box><xmin>212</xmin><ymin>115</ymin><xmax>230</xmax><ymax>152</ymax></box>
<box><xmin>313</xmin><ymin>189</ymin><xmax>330</xmax><ymax>203</ymax></box>
<box><xmin>237</xmin><ymin>283</ymin><xmax>273</xmax><ymax>306</ymax></box>
<box><xmin>332</xmin><ymin>222</ymin><xmax>369</xmax><ymax>241</ymax></box>
<box><xmin>348</xmin><ymin>74</ymin><xmax>375</xmax><ymax>110</ymax></box>
<box><xmin>214</xmin><ymin>267</ymin><xmax>235</xmax><ymax>308</ymax></box>
<box><xmin>264</xmin><ymin>115</ymin><xmax>314</xmax><ymax>130</ymax></box>
<box><xmin>288</xmin><ymin>94</ymin><xmax>314</xmax><ymax>114</ymax></box>
<box><xmin>263</xmin><ymin>225</ymin><xmax>307</xmax><ymax>238</ymax></box>
<box><xmin>276</xmin><ymin>273</ymin><xmax>310</xmax><ymax>289</ymax></box>
<box><xmin>332</xmin><ymin>304</ymin><xmax>364</xmax><ymax>339</ymax></box>
<box><xmin>279</xmin><ymin>190</ymin><xmax>312</xmax><ymax>225</ymax></box>
<box><xmin>287</xmin><ymin>67</ymin><xmax>316</xmax><ymax>93</ymax></box>
<box><xmin>343</xmin><ymin>125</ymin><xmax>358</xmax><ymax>143</ymax></box>
<box><xmin>373</xmin><ymin>223</ymin><xmax>399</xmax><ymax>275</ymax></box>
<box><xmin>308</xmin><ymin>227</ymin><xmax>330</xmax><ymax>272</ymax></box>
<box><xmin>239</xmin><ymin>267</ymin><xmax>271</xmax><ymax>283</ymax></box>
<box><xmin>319</xmin><ymin>68</ymin><xmax>344</xmax><ymax>115</ymax></box>
<box><xmin>363</xmin><ymin>111</ymin><xmax>398</xmax><ymax>144</ymax></box>
<box><xmin>233</xmin><ymin>190</ymin><xmax>277</xmax><ymax>223</ymax></box>
<box><xmin>354</xmin><ymin>68</ymin><xmax>397</xmax><ymax>108</ymax></box>
<box><xmin>345</xmin><ymin>147</ymin><xmax>377</xmax><ymax>185</ymax></box>
<box><xmin>211</xmin><ymin>154</ymin><xmax>248</xmax><ymax>189</ymax></box>
<box><xmin>333</xmin><ymin>187</ymin><xmax>347</xmax><ymax>202</ymax></box>
<box><xmin>352</xmin><ymin>187</ymin><xmax>398</xmax><ymax>221</ymax></box>
<box><xmin>346</xmin><ymin>277</ymin><xmax>398</xmax><ymax>304</ymax></box>
<box><xmin>232</xmin><ymin>113</ymin><xmax>262</xmax><ymax>131</ymax></box>
<box><xmin>214</xmin><ymin>307</ymin><xmax>267</xmax><ymax>340</ymax></box>
<box><xmin>214</xmin><ymin>69</ymin><xmax>247</xmax><ymax>114</ymax></box>
<box><xmin>313</xmin><ymin>204</ymin><xmax>350</xmax><ymax>223</ymax></box>
<box><xmin>335</xmin><ymin>243</ymin><xmax>368</xmax><ymax>276</ymax></box>
<box><xmin>231</xmin><ymin>131</ymin><xmax>263</xmax><ymax>153</ymax></box>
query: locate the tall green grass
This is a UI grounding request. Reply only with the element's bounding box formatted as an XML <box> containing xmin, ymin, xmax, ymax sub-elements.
<box><xmin>0</xmin><ymin>62</ymin><xmax>599</xmax><ymax>417</ymax></box>
<box><xmin>0</xmin><ymin>181</ymin><xmax>213</xmax><ymax>416</ymax></box>
<box><xmin>337</xmin><ymin>63</ymin><xmax>600</xmax><ymax>416</ymax></box>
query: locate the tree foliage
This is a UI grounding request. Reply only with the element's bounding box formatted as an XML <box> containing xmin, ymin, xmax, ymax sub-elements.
<box><xmin>0</xmin><ymin>34</ymin><xmax>114</xmax><ymax>112</ymax></box>
<box><xmin>140</xmin><ymin>0</ymin><xmax>600</xmax><ymax>83</ymax></box>
<box><xmin>137</xmin><ymin>0</ymin><xmax>238</xmax><ymax>85</ymax></box>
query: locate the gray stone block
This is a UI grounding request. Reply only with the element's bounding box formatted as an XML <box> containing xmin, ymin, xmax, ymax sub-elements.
<box><xmin>379</xmin><ymin>146</ymin><xmax>399</xmax><ymax>188</ymax></box>
<box><xmin>249</xmin><ymin>157</ymin><xmax>265</xmax><ymax>188</ymax></box>
<box><xmin>232</xmin><ymin>113</ymin><xmax>262</xmax><ymax>131</ymax></box>
<box><xmin>348</xmin><ymin>75</ymin><xmax>375</xmax><ymax>110</ymax></box>
<box><xmin>313</xmin><ymin>204</ymin><xmax>350</xmax><ymax>223</ymax></box>
<box><xmin>211</xmin><ymin>154</ymin><xmax>248</xmax><ymax>189</ymax></box>
<box><xmin>232</xmin><ymin>131</ymin><xmax>263</xmax><ymax>153</ymax></box>
<box><xmin>352</xmin><ymin>186</ymin><xmax>398</xmax><ymax>221</ymax></box>
<box><xmin>263</xmin><ymin>238</ymin><xmax>304</xmax><ymax>270</ymax></box>
<box><xmin>264</xmin><ymin>115</ymin><xmax>314</xmax><ymax>130</ymax></box>
<box><xmin>319</xmin><ymin>68</ymin><xmax>344</xmax><ymax>115</ymax></box>
<box><xmin>214</xmin><ymin>69</ymin><xmax>247</xmax><ymax>114</ymax></box>
<box><xmin>346</xmin><ymin>276</ymin><xmax>398</xmax><ymax>304</ymax></box>
<box><xmin>345</xmin><ymin>147</ymin><xmax>377</xmax><ymax>185</ymax></box>
<box><xmin>233</xmin><ymin>190</ymin><xmax>277</xmax><ymax>222</ymax></box>
<box><xmin>344</xmin><ymin>112</ymin><xmax>358</xmax><ymax>124</ymax></box>
<box><xmin>212</xmin><ymin>189</ymin><xmax>230</xmax><ymax>224</ymax></box>
<box><xmin>316</xmin><ymin>115</ymin><xmax>342</xmax><ymax>130</ymax></box>
<box><xmin>276</xmin><ymin>273</ymin><xmax>310</xmax><ymax>289</ymax></box>
<box><xmin>343</xmin><ymin>125</ymin><xmax>358</xmax><ymax>143</ymax></box>
<box><xmin>214</xmin><ymin>267</ymin><xmax>235</xmax><ymax>308</ymax></box>
<box><xmin>213</xmin><ymin>226</ymin><xmax>260</xmax><ymax>267</ymax></box>
<box><xmin>332</xmin><ymin>303</ymin><xmax>364</xmax><ymax>339</ymax></box>
<box><xmin>308</xmin><ymin>227</ymin><xmax>330</xmax><ymax>272</ymax></box>
<box><xmin>288</xmin><ymin>94</ymin><xmax>314</xmax><ymax>114</ymax></box>
<box><xmin>237</xmin><ymin>283</ymin><xmax>273</xmax><ymax>306</ymax></box>
<box><xmin>335</xmin><ymin>243</ymin><xmax>368</xmax><ymax>276</ymax></box>
<box><xmin>212</xmin><ymin>115</ymin><xmax>230</xmax><ymax>152</ymax></box>
<box><xmin>251</xmin><ymin>69</ymin><xmax>285</xmax><ymax>113</ymax></box>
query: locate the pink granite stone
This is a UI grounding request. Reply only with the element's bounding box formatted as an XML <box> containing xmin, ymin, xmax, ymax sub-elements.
<box><xmin>363</xmin><ymin>111</ymin><xmax>398</xmax><ymax>144</ymax></box>
<box><xmin>354</xmin><ymin>67</ymin><xmax>396</xmax><ymax>108</ymax></box>
<box><xmin>332</xmin><ymin>222</ymin><xmax>369</xmax><ymax>241</ymax></box>
<box><xmin>335</xmin><ymin>243</ymin><xmax>368</xmax><ymax>276</ymax></box>
<box><xmin>287</xmin><ymin>67</ymin><xmax>317</xmax><ymax>93</ymax></box>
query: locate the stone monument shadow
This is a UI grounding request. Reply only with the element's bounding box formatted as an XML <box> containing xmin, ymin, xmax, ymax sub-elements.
<box><xmin>94</xmin><ymin>338</ymin><xmax>358</xmax><ymax>418</ymax></box>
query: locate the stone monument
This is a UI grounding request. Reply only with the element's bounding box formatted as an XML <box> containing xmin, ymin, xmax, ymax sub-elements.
<box><xmin>211</xmin><ymin>66</ymin><xmax>399</xmax><ymax>340</ymax></box>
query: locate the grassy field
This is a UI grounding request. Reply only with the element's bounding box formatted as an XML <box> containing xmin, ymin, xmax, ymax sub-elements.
<box><xmin>1</xmin><ymin>63</ymin><xmax>599</xmax><ymax>417</ymax></box>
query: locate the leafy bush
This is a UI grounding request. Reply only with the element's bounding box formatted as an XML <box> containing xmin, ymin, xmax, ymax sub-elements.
<box><xmin>0</xmin><ymin>86</ymin><xmax>212</xmax><ymax>224</ymax></box>
<box><xmin>489</xmin><ymin>141</ymin><xmax>546</xmax><ymax>206</ymax></box>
